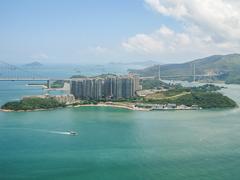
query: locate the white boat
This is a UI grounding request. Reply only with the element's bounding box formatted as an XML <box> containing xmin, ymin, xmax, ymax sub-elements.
<box><xmin>67</xmin><ymin>131</ymin><xmax>78</xmax><ymax>135</ymax></box>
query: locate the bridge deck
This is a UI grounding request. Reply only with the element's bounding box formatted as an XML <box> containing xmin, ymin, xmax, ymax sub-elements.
<box><xmin>0</xmin><ymin>78</ymin><xmax>71</xmax><ymax>81</ymax></box>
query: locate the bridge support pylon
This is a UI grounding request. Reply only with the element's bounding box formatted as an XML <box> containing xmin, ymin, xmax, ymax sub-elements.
<box><xmin>47</xmin><ymin>80</ymin><xmax>51</xmax><ymax>88</ymax></box>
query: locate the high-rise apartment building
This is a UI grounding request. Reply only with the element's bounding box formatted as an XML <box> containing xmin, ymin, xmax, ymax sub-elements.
<box><xmin>70</xmin><ymin>74</ymin><xmax>141</xmax><ymax>100</ymax></box>
<box><xmin>70</xmin><ymin>78</ymin><xmax>104</xmax><ymax>100</ymax></box>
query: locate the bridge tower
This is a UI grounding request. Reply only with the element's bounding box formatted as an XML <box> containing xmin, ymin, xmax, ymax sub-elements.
<box><xmin>193</xmin><ymin>63</ymin><xmax>196</xmax><ymax>82</ymax></box>
<box><xmin>47</xmin><ymin>80</ymin><xmax>51</xmax><ymax>88</ymax></box>
<box><xmin>158</xmin><ymin>64</ymin><xmax>161</xmax><ymax>81</ymax></box>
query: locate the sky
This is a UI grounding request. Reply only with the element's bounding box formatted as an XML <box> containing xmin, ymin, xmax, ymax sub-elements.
<box><xmin>0</xmin><ymin>0</ymin><xmax>239</xmax><ymax>64</ymax></box>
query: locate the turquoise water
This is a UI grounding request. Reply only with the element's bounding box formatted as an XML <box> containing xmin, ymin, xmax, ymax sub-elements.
<box><xmin>1</xmin><ymin>81</ymin><xmax>240</xmax><ymax>179</ymax></box>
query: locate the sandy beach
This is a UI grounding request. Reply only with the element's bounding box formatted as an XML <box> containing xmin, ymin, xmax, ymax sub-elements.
<box><xmin>72</xmin><ymin>103</ymin><xmax>149</xmax><ymax>111</ymax></box>
<box><xmin>0</xmin><ymin>102</ymin><xmax>149</xmax><ymax>112</ymax></box>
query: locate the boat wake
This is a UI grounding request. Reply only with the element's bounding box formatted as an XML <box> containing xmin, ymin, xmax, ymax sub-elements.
<box><xmin>48</xmin><ymin>130</ymin><xmax>72</xmax><ymax>135</ymax></box>
<box><xmin>0</xmin><ymin>128</ymin><xmax>77</xmax><ymax>135</ymax></box>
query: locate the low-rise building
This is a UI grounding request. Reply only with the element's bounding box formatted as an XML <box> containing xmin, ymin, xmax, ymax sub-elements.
<box><xmin>22</xmin><ymin>94</ymin><xmax>75</xmax><ymax>104</ymax></box>
<box><xmin>166</xmin><ymin>103</ymin><xmax>177</xmax><ymax>109</ymax></box>
<box><xmin>50</xmin><ymin>94</ymin><xmax>75</xmax><ymax>104</ymax></box>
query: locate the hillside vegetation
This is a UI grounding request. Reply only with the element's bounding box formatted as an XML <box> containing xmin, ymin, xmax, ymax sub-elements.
<box><xmin>1</xmin><ymin>97</ymin><xmax>66</xmax><ymax>111</ymax></box>
<box><xmin>141</xmin><ymin>79</ymin><xmax>171</xmax><ymax>89</ymax></box>
<box><xmin>129</xmin><ymin>54</ymin><xmax>240</xmax><ymax>84</ymax></box>
<box><xmin>143</xmin><ymin>84</ymin><xmax>237</xmax><ymax>109</ymax></box>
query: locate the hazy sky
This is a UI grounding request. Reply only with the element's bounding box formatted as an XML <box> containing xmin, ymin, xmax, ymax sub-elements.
<box><xmin>0</xmin><ymin>0</ymin><xmax>239</xmax><ymax>64</ymax></box>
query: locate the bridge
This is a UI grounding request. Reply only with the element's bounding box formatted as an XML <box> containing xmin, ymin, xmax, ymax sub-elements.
<box><xmin>141</xmin><ymin>64</ymin><xmax>222</xmax><ymax>82</ymax></box>
<box><xmin>0</xmin><ymin>77</ymin><xmax>72</xmax><ymax>81</ymax></box>
<box><xmin>0</xmin><ymin>61</ymin><xmax>47</xmax><ymax>80</ymax></box>
<box><xmin>0</xmin><ymin>78</ymin><xmax>50</xmax><ymax>81</ymax></box>
<box><xmin>0</xmin><ymin>61</ymin><xmax>222</xmax><ymax>84</ymax></box>
<box><xmin>0</xmin><ymin>61</ymin><xmax>73</xmax><ymax>89</ymax></box>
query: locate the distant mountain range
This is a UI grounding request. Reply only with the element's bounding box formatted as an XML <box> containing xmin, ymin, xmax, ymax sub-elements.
<box><xmin>109</xmin><ymin>60</ymin><xmax>157</xmax><ymax>66</ymax></box>
<box><xmin>23</xmin><ymin>61</ymin><xmax>43</xmax><ymax>68</ymax></box>
<box><xmin>129</xmin><ymin>54</ymin><xmax>240</xmax><ymax>84</ymax></box>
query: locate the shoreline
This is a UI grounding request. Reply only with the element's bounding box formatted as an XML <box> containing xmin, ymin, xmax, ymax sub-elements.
<box><xmin>1</xmin><ymin>103</ymin><xmax>238</xmax><ymax>113</ymax></box>
<box><xmin>0</xmin><ymin>103</ymin><xmax>149</xmax><ymax>112</ymax></box>
<box><xmin>71</xmin><ymin>103</ymin><xmax>149</xmax><ymax>111</ymax></box>
<box><xmin>0</xmin><ymin>102</ymin><xmax>205</xmax><ymax>112</ymax></box>
<box><xmin>1</xmin><ymin>98</ymin><xmax>237</xmax><ymax>112</ymax></box>
<box><xmin>26</xmin><ymin>84</ymin><xmax>47</xmax><ymax>88</ymax></box>
<box><xmin>0</xmin><ymin>107</ymin><xmax>65</xmax><ymax>112</ymax></box>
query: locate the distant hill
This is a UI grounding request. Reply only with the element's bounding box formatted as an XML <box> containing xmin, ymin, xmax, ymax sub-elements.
<box><xmin>129</xmin><ymin>54</ymin><xmax>240</xmax><ymax>84</ymax></box>
<box><xmin>24</xmin><ymin>61</ymin><xmax>43</xmax><ymax>68</ymax></box>
<box><xmin>109</xmin><ymin>60</ymin><xmax>157</xmax><ymax>66</ymax></box>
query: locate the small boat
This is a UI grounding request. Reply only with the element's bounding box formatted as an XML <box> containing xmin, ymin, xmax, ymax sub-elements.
<box><xmin>67</xmin><ymin>131</ymin><xmax>78</xmax><ymax>136</ymax></box>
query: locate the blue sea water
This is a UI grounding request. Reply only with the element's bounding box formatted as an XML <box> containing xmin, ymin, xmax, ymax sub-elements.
<box><xmin>1</xmin><ymin>66</ymin><xmax>240</xmax><ymax>180</ymax></box>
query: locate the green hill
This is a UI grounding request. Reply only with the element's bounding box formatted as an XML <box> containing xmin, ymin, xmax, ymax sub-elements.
<box><xmin>1</xmin><ymin>97</ymin><xmax>66</xmax><ymax>111</ymax></box>
<box><xmin>129</xmin><ymin>54</ymin><xmax>240</xmax><ymax>84</ymax></box>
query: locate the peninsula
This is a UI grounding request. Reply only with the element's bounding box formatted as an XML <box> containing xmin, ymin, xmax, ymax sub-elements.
<box><xmin>1</xmin><ymin>82</ymin><xmax>237</xmax><ymax>112</ymax></box>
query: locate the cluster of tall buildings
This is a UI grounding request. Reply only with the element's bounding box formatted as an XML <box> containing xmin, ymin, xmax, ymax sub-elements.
<box><xmin>70</xmin><ymin>74</ymin><xmax>141</xmax><ymax>100</ymax></box>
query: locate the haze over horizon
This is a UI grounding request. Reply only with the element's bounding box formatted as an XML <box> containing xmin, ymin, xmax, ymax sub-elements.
<box><xmin>1</xmin><ymin>0</ymin><xmax>239</xmax><ymax>64</ymax></box>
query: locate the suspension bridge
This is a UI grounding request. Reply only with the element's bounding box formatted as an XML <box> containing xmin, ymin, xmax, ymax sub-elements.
<box><xmin>0</xmin><ymin>61</ymin><xmax>47</xmax><ymax>80</ymax></box>
<box><xmin>0</xmin><ymin>61</ymin><xmax>222</xmax><ymax>83</ymax></box>
<box><xmin>0</xmin><ymin>61</ymin><xmax>72</xmax><ymax>89</ymax></box>
<box><xmin>141</xmin><ymin>64</ymin><xmax>222</xmax><ymax>82</ymax></box>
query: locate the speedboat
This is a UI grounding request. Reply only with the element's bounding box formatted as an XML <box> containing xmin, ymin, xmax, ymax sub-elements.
<box><xmin>67</xmin><ymin>131</ymin><xmax>78</xmax><ymax>136</ymax></box>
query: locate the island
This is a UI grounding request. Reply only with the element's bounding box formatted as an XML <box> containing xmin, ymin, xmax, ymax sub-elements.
<box><xmin>23</xmin><ymin>61</ymin><xmax>43</xmax><ymax>68</ymax></box>
<box><xmin>72</xmin><ymin>84</ymin><xmax>237</xmax><ymax>110</ymax></box>
<box><xmin>1</xmin><ymin>97</ymin><xmax>66</xmax><ymax>111</ymax></box>
<box><xmin>1</xmin><ymin>84</ymin><xmax>237</xmax><ymax>112</ymax></box>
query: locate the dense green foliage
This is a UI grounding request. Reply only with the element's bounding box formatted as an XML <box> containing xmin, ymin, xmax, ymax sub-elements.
<box><xmin>71</xmin><ymin>74</ymin><xmax>117</xmax><ymax>79</ymax></box>
<box><xmin>143</xmin><ymin>85</ymin><xmax>237</xmax><ymax>109</ymax></box>
<box><xmin>93</xmin><ymin>73</ymin><xmax>117</xmax><ymax>78</ymax></box>
<box><xmin>70</xmin><ymin>75</ymin><xmax>87</xmax><ymax>78</ymax></box>
<box><xmin>190</xmin><ymin>84</ymin><xmax>222</xmax><ymax>92</ymax></box>
<box><xmin>144</xmin><ymin>92</ymin><xmax>237</xmax><ymax>108</ymax></box>
<box><xmin>72</xmin><ymin>84</ymin><xmax>236</xmax><ymax>109</ymax></box>
<box><xmin>1</xmin><ymin>98</ymin><xmax>66</xmax><ymax>111</ymax></box>
<box><xmin>163</xmin><ymin>88</ymin><xmax>189</xmax><ymax>96</ymax></box>
<box><xmin>51</xmin><ymin>80</ymin><xmax>64</xmax><ymax>88</ymax></box>
<box><xmin>225</xmin><ymin>71</ymin><xmax>240</xmax><ymax>84</ymax></box>
<box><xmin>141</xmin><ymin>79</ymin><xmax>170</xmax><ymax>90</ymax></box>
<box><xmin>155</xmin><ymin>84</ymin><xmax>221</xmax><ymax>96</ymax></box>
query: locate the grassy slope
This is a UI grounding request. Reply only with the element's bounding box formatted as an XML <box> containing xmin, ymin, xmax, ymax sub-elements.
<box><xmin>129</xmin><ymin>54</ymin><xmax>240</xmax><ymax>83</ymax></box>
<box><xmin>144</xmin><ymin>92</ymin><xmax>237</xmax><ymax>108</ymax></box>
<box><xmin>145</xmin><ymin>90</ymin><xmax>190</xmax><ymax>100</ymax></box>
<box><xmin>143</xmin><ymin>85</ymin><xmax>237</xmax><ymax>108</ymax></box>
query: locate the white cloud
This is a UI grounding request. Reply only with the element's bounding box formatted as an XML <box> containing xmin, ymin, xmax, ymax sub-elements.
<box><xmin>30</xmin><ymin>53</ymin><xmax>49</xmax><ymax>60</ymax></box>
<box><xmin>122</xmin><ymin>33</ymin><xmax>164</xmax><ymax>54</ymax></box>
<box><xmin>145</xmin><ymin>0</ymin><xmax>240</xmax><ymax>40</ymax></box>
<box><xmin>88</xmin><ymin>46</ymin><xmax>109</xmax><ymax>55</ymax></box>
<box><xmin>94</xmin><ymin>46</ymin><xmax>109</xmax><ymax>54</ymax></box>
<box><xmin>123</xmin><ymin>26</ymin><xmax>193</xmax><ymax>53</ymax></box>
<box><xmin>145</xmin><ymin>0</ymin><xmax>188</xmax><ymax>18</ymax></box>
<box><xmin>123</xmin><ymin>0</ymin><xmax>240</xmax><ymax>60</ymax></box>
